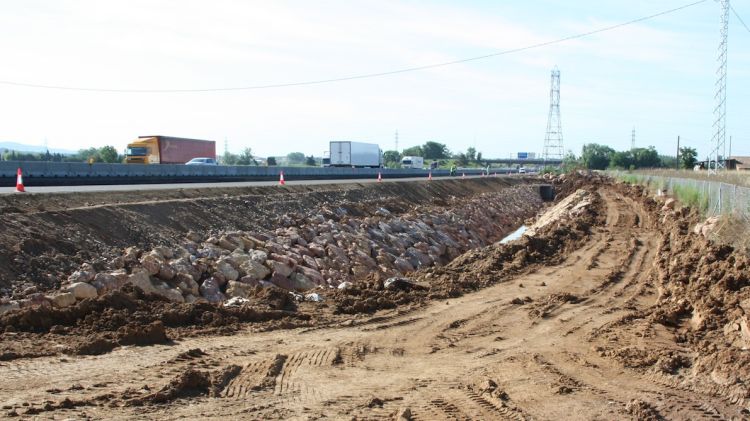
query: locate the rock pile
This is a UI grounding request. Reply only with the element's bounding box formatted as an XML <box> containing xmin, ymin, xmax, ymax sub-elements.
<box><xmin>1</xmin><ymin>187</ymin><xmax>542</xmax><ymax>313</ymax></box>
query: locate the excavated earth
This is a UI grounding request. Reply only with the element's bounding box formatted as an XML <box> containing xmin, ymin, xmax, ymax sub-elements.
<box><xmin>1</xmin><ymin>174</ymin><xmax>750</xmax><ymax>420</ymax></box>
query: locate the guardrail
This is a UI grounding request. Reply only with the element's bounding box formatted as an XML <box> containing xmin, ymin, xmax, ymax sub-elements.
<box><xmin>0</xmin><ymin>161</ymin><xmax>503</xmax><ymax>186</ymax></box>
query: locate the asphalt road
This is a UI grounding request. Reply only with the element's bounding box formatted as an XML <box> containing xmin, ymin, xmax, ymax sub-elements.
<box><xmin>0</xmin><ymin>175</ymin><xmax>497</xmax><ymax>194</ymax></box>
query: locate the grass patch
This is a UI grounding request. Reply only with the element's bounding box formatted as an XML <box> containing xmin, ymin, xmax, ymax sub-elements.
<box><xmin>671</xmin><ymin>184</ymin><xmax>709</xmax><ymax>214</ymax></box>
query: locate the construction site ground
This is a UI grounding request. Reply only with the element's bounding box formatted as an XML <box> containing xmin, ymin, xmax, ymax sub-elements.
<box><xmin>1</xmin><ymin>175</ymin><xmax>749</xmax><ymax>420</ymax></box>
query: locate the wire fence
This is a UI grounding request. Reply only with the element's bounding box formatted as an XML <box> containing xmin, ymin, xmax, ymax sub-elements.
<box><xmin>611</xmin><ymin>171</ymin><xmax>750</xmax><ymax>222</ymax></box>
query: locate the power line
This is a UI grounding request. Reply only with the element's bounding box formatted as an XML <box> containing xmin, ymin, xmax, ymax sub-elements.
<box><xmin>0</xmin><ymin>0</ymin><xmax>707</xmax><ymax>94</ymax></box>
<box><xmin>731</xmin><ymin>4</ymin><xmax>750</xmax><ymax>33</ymax></box>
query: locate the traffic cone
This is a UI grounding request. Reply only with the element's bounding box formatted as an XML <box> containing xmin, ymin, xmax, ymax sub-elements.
<box><xmin>377</xmin><ymin>172</ymin><xmax>382</xmax><ymax>182</ymax></box>
<box><xmin>428</xmin><ymin>171</ymin><xmax>432</xmax><ymax>181</ymax></box>
<box><xmin>462</xmin><ymin>173</ymin><xmax>465</xmax><ymax>178</ymax></box>
<box><xmin>15</xmin><ymin>168</ymin><xmax>25</xmax><ymax>192</ymax></box>
<box><xmin>279</xmin><ymin>171</ymin><xmax>285</xmax><ymax>186</ymax></box>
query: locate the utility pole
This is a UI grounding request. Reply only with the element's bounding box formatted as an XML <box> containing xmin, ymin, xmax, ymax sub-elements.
<box><xmin>631</xmin><ymin>127</ymin><xmax>636</xmax><ymax>150</ymax></box>
<box><xmin>710</xmin><ymin>0</ymin><xmax>730</xmax><ymax>173</ymax></box>
<box><xmin>543</xmin><ymin>67</ymin><xmax>564</xmax><ymax>164</ymax></box>
<box><xmin>394</xmin><ymin>130</ymin><xmax>399</xmax><ymax>153</ymax></box>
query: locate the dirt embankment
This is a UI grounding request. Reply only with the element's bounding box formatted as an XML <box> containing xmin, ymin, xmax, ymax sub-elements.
<box><xmin>3</xmin><ymin>173</ymin><xmax>750</xmax><ymax>420</ymax></box>
<box><xmin>0</xmin><ymin>178</ymin><xmax>552</xmax><ymax>360</ymax></box>
<box><xmin>0</xmin><ymin>178</ymin><xmax>539</xmax><ymax>294</ymax></box>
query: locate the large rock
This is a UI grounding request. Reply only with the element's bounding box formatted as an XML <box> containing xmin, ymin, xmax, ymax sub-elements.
<box><xmin>172</xmin><ymin>257</ymin><xmax>201</xmax><ymax>281</ymax></box>
<box><xmin>157</xmin><ymin>263</ymin><xmax>176</xmax><ymax>281</ymax></box>
<box><xmin>68</xmin><ymin>265</ymin><xmax>95</xmax><ymax>284</ymax></box>
<box><xmin>297</xmin><ymin>266</ymin><xmax>325</xmax><ymax>285</ymax></box>
<box><xmin>302</xmin><ymin>254</ymin><xmax>319</xmax><ymax>269</ymax></box>
<box><xmin>140</xmin><ymin>254</ymin><xmax>162</xmax><ymax>276</ymax></box>
<box><xmin>269</xmin><ymin>272</ymin><xmax>295</xmax><ymax>291</ymax></box>
<box><xmin>226</xmin><ymin>280</ymin><xmax>255</xmax><ymax>299</ymax></box>
<box><xmin>249</xmin><ymin>249</ymin><xmax>268</xmax><ymax>264</ymax></box>
<box><xmin>267</xmin><ymin>260</ymin><xmax>294</xmax><ymax>278</ymax></box>
<box><xmin>92</xmin><ymin>271</ymin><xmax>128</xmax><ymax>295</ymax></box>
<box><xmin>218</xmin><ymin>235</ymin><xmax>239</xmax><ymax>251</ymax></box>
<box><xmin>66</xmin><ymin>282</ymin><xmax>98</xmax><ymax>300</ymax></box>
<box><xmin>199</xmin><ymin>277</ymin><xmax>226</xmax><ymax>303</ymax></box>
<box><xmin>128</xmin><ymin>269</ymin><xmax>158</xmax><ymax>294</ymax></box>
<box><xmin>216</xmin><ymin>260</ymin><xmax>239</xmax><ymax>282</ymax></box>
<box><xmin>393</xmin><ymin>257</ymin><xmax>415</xmax><ymax>273</ymax></box>
<box><xmin>153</xmin><ymin>284</ymin><xmax>185</xmax><ymax>303</ymax></box>
<box><xmin>290</xmin><ymin>272</ymin><xmax>316</xmax><ymax>291</ymax></box>
<box><xmin>123</xmin><ymin>246</ymin><xmax>141</xmax><ymax>263</ymax></box>
<box><xmin>152</xmin><ymin>246</ymin><xmax>174</xmax><ymax>260</ymax></box>
<box><xmin>240</xmin><ymin>259</ymin><xmax>271</xmax><ymax>280</ymax></box>
<box><xmin>175</xmin><ymin>273</ymin><xmax>200</xmax><ymax>296</ymax></box>
<box><xmin>48</xmin><ymin>292</ymin><xmax>76</xmax><ymax>308</ymax></box>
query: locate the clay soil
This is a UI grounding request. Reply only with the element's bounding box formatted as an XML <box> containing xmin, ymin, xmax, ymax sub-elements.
<box><xmin>1</xmin><ymin>176</ymin><xmax>750</xmax><ymax>420</ymax></box>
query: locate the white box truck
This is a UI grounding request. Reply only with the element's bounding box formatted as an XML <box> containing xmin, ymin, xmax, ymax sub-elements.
<box><xmin>329</xmin><ymin>141</ymin><xmax>382</xmax><ymax>167</ymax></box>
<box><xmin>401</xmin><ymin>156</ymin><xmax>424</xmax><ymax>169</ymax></box>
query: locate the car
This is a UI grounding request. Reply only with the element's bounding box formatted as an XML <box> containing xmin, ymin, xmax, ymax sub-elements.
<box><xmin>185</xmin><ymin>157</ymin><xmax>218</xmax><ymax>165</ymax></box>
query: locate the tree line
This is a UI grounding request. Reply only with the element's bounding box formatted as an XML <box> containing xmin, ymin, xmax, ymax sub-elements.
<box><xmin>1</xmin><ymin>146</ymin><xmax>122</xmax><ymax>163</ymax></box>
<box><xmin>571</xmin><ymin>143</ymin><xmax>698</xmax><ymax>171</ymax></box>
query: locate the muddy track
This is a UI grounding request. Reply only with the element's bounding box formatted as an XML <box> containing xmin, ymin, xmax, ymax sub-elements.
<box><xmin>0</xmin><ymin>181</ymin><xmax>747</xmax><ymax>420</ymax></box>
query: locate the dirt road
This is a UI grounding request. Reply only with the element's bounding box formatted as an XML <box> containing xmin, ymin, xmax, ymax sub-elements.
<box><xmin>0</xmin><ymin>181</ymin><xmax>746</xmax><ymax>420</ymax></box>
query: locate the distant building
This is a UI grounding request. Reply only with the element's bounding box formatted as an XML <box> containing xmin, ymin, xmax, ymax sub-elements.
<box><xmin>727</xmin><ymin>156</ymin><xmax>750</xmax><ymax>171</ymax></box>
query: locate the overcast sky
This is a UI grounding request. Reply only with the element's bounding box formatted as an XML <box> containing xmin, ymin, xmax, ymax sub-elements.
<box><xmin>0</xmin><ymin>0</ymin><xmax>747</xmax><ymax>159</ymax></box>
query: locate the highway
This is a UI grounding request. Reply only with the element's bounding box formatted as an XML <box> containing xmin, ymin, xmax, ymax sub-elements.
<box><xmin>0</xmin><ymin>174</ymin><xmax>501</xmax><ymax>194</ymax></box>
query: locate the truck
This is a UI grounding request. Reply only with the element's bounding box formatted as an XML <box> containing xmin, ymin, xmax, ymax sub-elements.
<box><xmin>401</xmin><ymin>156</ymin><xmax>424</xmax><ymax>169</ymax></box>
<box><xmin>125</xmin><ymin>136</ymin><xmax>216</xmax><ymax>164</ymax></box>
<box><xmin>328</xmin><ymin>141</ymin><xmax>382</xmax><ymax>168</ymax></box>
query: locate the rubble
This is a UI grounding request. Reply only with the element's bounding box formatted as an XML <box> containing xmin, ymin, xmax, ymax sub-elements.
<box><xmin>22</xmin><ymin>185</ymin><xmax>542</xmax><ymax>306</ymax></box>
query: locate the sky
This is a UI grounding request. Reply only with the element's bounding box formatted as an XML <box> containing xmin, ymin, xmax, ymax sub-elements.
<box><xmin>0</xmin><ymin>0</ymin><xmax>747</xmax><ymax>159</ymax></box>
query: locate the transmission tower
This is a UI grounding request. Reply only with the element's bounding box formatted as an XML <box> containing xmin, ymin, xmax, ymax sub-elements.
<box><xmin>710</xmin><ymin>0</ymin><xmax>730</xmax><ymax>173</ymax></box>
<box><xmin>394</xmin><ymin>130</ymin><xmax>399</xmax><ymax>152</ymax></box>
<box><xmin>631</xmin><ymin>127</ymin><xmax>636</xmax><ymax>150</ymax></box>
<box><xmin>543</xmin><ymin>68</ymin><xmax>564</xmax><ymax>163</ymax></box>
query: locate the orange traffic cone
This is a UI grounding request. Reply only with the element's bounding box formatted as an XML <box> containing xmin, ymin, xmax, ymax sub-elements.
<box><xmin>15</xmin><ymin>168</ymin><xmax>25</xmax><ymax>192</ymax></box>
<box><xmin>279</xmin><ymin>171</ymin><xmax>285</xmax><ymax>186</ymax></box>
<box><xmin>428</xmin><ymin>171</ymin><xmax>432</xmax><ymax>181</ymax></box>
<box><xmin>377</xmin><ymin>172</ymin><xmax>382</xmax><ymax>182</ymax></box>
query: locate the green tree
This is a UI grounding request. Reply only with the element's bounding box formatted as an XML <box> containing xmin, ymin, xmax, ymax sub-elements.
<box><xmin>422</xmin><ymin>141</ymin><xmax>450</xmax><ymax>159</ymax></box>
<box><xmin>222</xmin><ymin>150</ymin><xmax>239</xmax><ymax>165</ymax></box>
<box><xmin>466</xmin><ymin>147</ymin><xmax>476</xmax><ymax>162</ymax></box>
<box><xmin>475</xmin><ymin>152</ymin><xmax>483</xmax><ymax>165</ymax></box>
<box><xmin>632</xmin><ymin>146</ymin><xmax>660</xmax><ymax>168</ymax></box>
<box><xmin>98</xmin><ymin>146</ymin><xmax>119</xmax><ymax>163</ymax></box>
<box><xmin>382</xmin><ymin>150</ymin><xmax>401</xmax><ymax>168</ymax></box>
<box><xmin>609</xmin><ymin>150</ymin><xmax>633</xmax><ymax>169</ymax></box>
<box><xmin>286</xmin><ymin>152</ymin><xmax>305</xmax><ymax>165</ymax></box>
<box><xmin>581</xmin><ymin>143</ymin><xmax>614</xmax><ymax>170</ymax></box>
<box><xmin>236</xmin><ymin>147</ymin><xmax>256</xmax><ymax>165</ymax></box>
<box><xmin>454</xmin><ymin>153</ymin><xmax>468</xmax><ymax>167</ymax></box>
<box><xmin>679</xmin><ymin>147</ymin><xmax>698</xmax><ymax>169</ymax></box>
<box><xmin>305</xmin><ymin>155</ymin><xmax>316</xmax><ymax>166</ymax></box>
<box><xmin>659</xmin><ymin>155</ymin><xmax>678</xmax><ymax>169</ymax></box>
<box><xmin>267</xmin><ymin>156</ymin><xmax>277</xmax><ymax>166</ymax></box>
<box><xmin>562</xmin><ymin>150</ymin><xmax>580</xmax><ymax>172</ymax></box>
<box><xmin>401</xmin><ymin>145</ymin><xmax>423</xmax><ymax>157</ymax></box>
